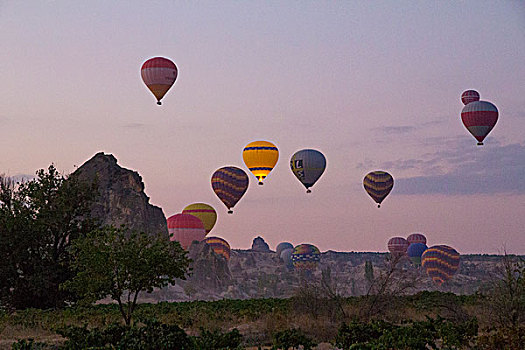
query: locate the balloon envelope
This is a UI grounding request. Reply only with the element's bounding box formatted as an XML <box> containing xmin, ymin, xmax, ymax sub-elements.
<box><xmin>183</xmin><ymin>203</ymin><xmax>217</xmax><ymax>234</ymax></box>
<box><xmin>291</xmin><ymin>244</ymin><xmax>321</xmax><ymax>270</ymax></box>
<box><xmin>276</xmin><ymin>242</ymin><xmax>294</xmax><ymax>257</ymax></box>
<box><xmin>387</xmin><ymin>237</ymin><xmax>409</xmax><ymax>256</ymax></box>
<box><xmin>407</xmin><ymin>243</ymin><xmax>428</xmax><ymax>265</ymax></box>
<box><xmin>280</xmin><ymin>248</ymin><xmax>294</xmax><ymax>268</ymax></box>
<box><xmin>461</xmin><ymin>90</ymin><xmax>480</xmax><ymax>105</ymax></box>
<box><xmin>461</xmin><ymin>100</ymin><xmax>498</xmax><ymax>145</ymax></box>
<box><xmin>407</xmin><ymin>233</ymin><xmax>427</xmax><ymax>245</ymax></box>
<box><xmin>204</xmin><ymin>236</ymin><xmax>231</xmax><ymax>260</ymax></box>
<box><xmin>141</xmin><ymin>57</ymin><xmax>178</xmax><ymax>105</ymax></box>
<box><xmin>211</xmin><ymin>166</ymin><xmax>249</xmax><ymax>214</ymax></box>
<box><xmin>167</xmin><ymin>213</ymin><xmax>206</xmax><ymax>250</ymax></box>
<box><xmin>242</xmin><ymin>141</ymin><xmax>279</xmax><ymax>185</ymax></box>
<box><xmin>421</xmin><ymin>245</ymin><xmax>460</xmax><ymax>286</ymax></box>
<box><xmin>363</xmin><ymin>171</ymin><xmax>394</xmax><ymax>208</ymax></box>
<box><xmin>290</xmin><ymin>149</ymin><xmax>326</xmax><ymax>193</ymax></box>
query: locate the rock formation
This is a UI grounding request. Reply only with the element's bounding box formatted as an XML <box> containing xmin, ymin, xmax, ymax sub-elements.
<box><xmin>73</xmin><ymin>152</ymin><xmax>168</xmax><ymax>236</ymax></box>
<box><xmin>251</xmin><ymin>236</ymin><xmax>270</xmax><ymax>252</ymax></box>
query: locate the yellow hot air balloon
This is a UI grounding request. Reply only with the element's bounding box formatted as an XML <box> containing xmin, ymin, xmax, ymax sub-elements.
<box><xmin>182</xmin><ymin>203</ymin><xmax>217</xmax><ymax>234</ymax></box>
<box><xmin>242</xmin><ymin>141</ymin><xmax>279</xmax><ymax>185</ymax></box>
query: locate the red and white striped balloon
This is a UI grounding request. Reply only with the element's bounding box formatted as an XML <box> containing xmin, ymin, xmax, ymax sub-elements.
<box><xmin>387</xmin><ymin>237</ymin><xmax>409</xmax><ymax>256</ymax></box>
<box><xmin>167</xmin><ymin>213</ymin><xmax>206</xmax><ymax>250</ymax></box>
<box><xmin>461</xmin><ymin>100</ymin><xmax>498</xmax><ymax>146</ymax></box>
<box><xmin>141</xmin><ymin>57</ymin><xmax>178</xmax><ymax>105</ymax></box>
<box><xmin>461</xmin><ymin>90</ymin><xmax>480</xmax><ymax>105</ymax></box>
<box><xmin>407</xmin><ymin>233</ymin><xmax>427</xmax><ymax>245</ymax></box>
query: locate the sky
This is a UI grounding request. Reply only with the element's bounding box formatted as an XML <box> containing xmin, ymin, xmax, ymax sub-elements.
<box><xmin>1</xmin><ymin>1</ymin><xmax>524</xmax><ymax>254</ymax></box>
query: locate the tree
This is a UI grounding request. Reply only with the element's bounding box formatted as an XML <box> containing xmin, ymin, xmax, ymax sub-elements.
<box><xmin>0</xmin><ymin>166</ymin><xmax>97</xmax><ymax>309</ymax></box>
<box><xmin>361</xmin><ymin>254</ymin><xmax>420</xmax><ymax>320</ymax></box>
<box><xmin>478</xmin><ymin>254</ymin><xmax>525</xmax><ymax>349</ymax></box>
<box><xmin>63</xmin><ymin>226</ymin><xmax>191</xmax><ymax>325</ymax></box>
<box><xmin>364</xmin><ymin>260</ymin><xmax>374</xmax><ymax>284</ymax></box>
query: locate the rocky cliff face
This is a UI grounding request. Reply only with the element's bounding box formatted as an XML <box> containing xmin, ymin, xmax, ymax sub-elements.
<box><xmin>145</xmin><ymin>249</ymin><xmax>514</xmax><ymax>302</ymax></box>
<box><xmin>73</xmin><ymin>152</ymin><xmax>168</xmax><ymax>237</ymax></box>
<box><xmin>251</xmin><ymin>236</ymin><xmax>270</xmax><ymax>252</ymax></box>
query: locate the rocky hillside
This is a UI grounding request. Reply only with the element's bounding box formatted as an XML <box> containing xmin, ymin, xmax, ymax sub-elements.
<box><xmin>73</xmin><ymin>152</ymin><xmax>168</xmax><ymax>236</ymax></box>
<box><xmin>144</xmin><ymin>237</ymin><xmax>511</xmax><ymax>302</ymax></box>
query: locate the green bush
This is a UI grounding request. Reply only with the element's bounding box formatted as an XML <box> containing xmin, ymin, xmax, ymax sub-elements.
<box><xmin>334</xmin><ymin>317</ymin><xmax>478</xmax><ymax>350</ymax></box>
<box><xmin>57</xmin><ymin>320</ymin><xmax>193</xmax><ymax>349</ymax></box>
<box><xmin>55</xmin><ymin>320</ymin><xmax>242</xmax><ymax>350</ymax></box>
<box><xmin>11</xmin><ymin>339</ymin><xmax>50</xmax><ymax>350</ymax></box>
<box><xmin>271</xmin><ymin>328</ymin><xmax>317</xmax><ymax>350</ymax></box>
<box><xmin>192</xmin><ymin>327</ymin><xmax>243</xmax><ymax>350</ymax></box>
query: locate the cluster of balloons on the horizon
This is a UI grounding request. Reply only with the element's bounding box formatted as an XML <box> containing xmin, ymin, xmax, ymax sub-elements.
<box><xmin>387</xmin><ymin>233</ymin><xmax>461</xmax><ymax>286</ymax></box>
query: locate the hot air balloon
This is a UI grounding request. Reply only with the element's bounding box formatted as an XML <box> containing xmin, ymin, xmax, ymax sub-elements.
<box><xmin>211</xmin><ymin>166</ymin><xmax>249</xmax><ymax>214</ymax></box>
<box><xmin>182</xmin><ymin>203</ymin><xmax>217</xmax><ymax>234</ymax></box>
<box><xmin>167</xmin><ymin>213</ymin><xmax>206</xmax><ymax>250</ymax></box>
<box><xmin>290</xmin><ymin>149</ymin><xmax>326</xmax><ymax>193</ymax></box>
<box><xmin>387</xmin><ymin>237</ymin><xmax>409</xmax><ymax>257</ymax></box>
<box><xmin>407</xmin><ymin>233</ymin><xmax>427</xmax><ymax>245</ymax></box>
<box><xmin>363</xmin><ymin>171</ymin><xmax>394</xmax><ymax>208</ymax></box>
<box><xmin>203</xmin><ymin>236</ymin><xmax>231</xmax><ymax>260</ymax></box>
<box><xmin>421</xmin><ymin>245</ymin><xmax>460</xmax><ymax>286</ymax></box>
<box><xmin>461</xmin><ymin>100</ymin><xmax>498</xmax><ymax>146</ymax></box>
<box><xmin>141</xmin><ymin>57</ymin><xmax>178</xmax><ymax>105</ymax></box>
<box><xmin>276</xmin><ymin>242</ymin><xmax>294</xmax><ymax>257</ymax></box>
<box><xmin>242</xmin><ymin>141</ymin><xmax>279</xmax><ymax>185</ymax></box>
<box><xmin>291</xmin><ymin>244</ymin><xmax>321</xmax><ymax>271</ymax></box>
<box><xmin>461</xmin><ymin>90</ymin><xmax>480</xmax><ymax>105</ymax></box>
<box><xmin>280</xmin><ymin>248</ymin><xmax>294</xmax><ymax>269</ymax></box>
<box><xmin>407</xmin><ymin>243</ymin><xmax>428</xmax><ymax>266</ymax></box>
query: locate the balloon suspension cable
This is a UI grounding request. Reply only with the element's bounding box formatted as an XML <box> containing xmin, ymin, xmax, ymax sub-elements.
<box><xmin>377</xmin><ymin>204</ymin><xmax>381</xmax><ymax>208</ymax></box>
<box><xmin>157</xmin><ymin>101</ymin><xmax>162</xmax><ymax>105</ymax></box>
<box><xmin>227</xmin><ymin>210</ymin><xmax>233</xmax><ymax>214</ymax></box>
<box><xmin>477</xmin><ymin>142</ymin><xmax>483</xmax><ymax>146</ymax></box>
<box><xmin>306</xmin><ymin>189</ymin><xmax>311</xmax><ymax>193</ymax></box>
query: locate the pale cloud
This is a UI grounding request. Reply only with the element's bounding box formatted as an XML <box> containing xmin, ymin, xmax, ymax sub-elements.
<box><xmin>388</xmin><ymin>141</ymin><xmax>525</xmax><ymax>195</ymax></box>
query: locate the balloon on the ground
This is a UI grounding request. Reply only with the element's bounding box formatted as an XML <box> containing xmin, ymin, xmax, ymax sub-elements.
<box><xmin>276</xmin><ymin>242</ymin><xmax>294</xmax><ymax>257</ymax></box>
<box><xmin>407</xmin><ymin>233</ymin><xmax>427</xmax><ymax>245</ymax></box>
<box><xmin>290</xmin><ymin>149</ymin><xmax>326</xmax><ymax>193</ymax></box>
<box><xmin>421</xmin><ymin>245</ymin><xmax>460</xmax><ymax>286</ymax></box>
<box><xmin>242</xmin><ymin>141</ymin><xmax>279</xmax><ymax>185</ymax></box>
<box><xmin>141</xmin><ymin>57</ymin><xmax>178</xmax><ymax>105</ymax></box>
<box><xmin>211</xmin><ymin>166</ymin><xmax>249</xmax><ymax>214</ymax></box>
<box><xmin>363</xmin><ymin>171</ymin><xmax>394</xmax><ymax>208</ymax></box>
<box><xmin>407</xmin><ymin>243</ymin><xmax>428</xmax><ymax>266</ymax></box>
<box><xmin>461</xmin><ymin>90</ymin><xmax>480</xmax><ymax>105</ymax></box>
<box><xmin>387</xmin><ymin>237</ymin><xmax>409</xmax><ymax>257</ymax></box>
<box><xmin>167</xmin><ymin>213</ymin><xmax>206</xmax><ymax>250</ymax></box>
<box><xmin>183</xmin><ymin>203</ymin><xmax>217</xmax><ymax>234</ymax></box>
<box><xmin>280</xmin><ymin>248</ymin><xmax>294</xmax><ymax>268</ymax></box>
<box><xmin>291</xmin><ymin>244</ymin><xmax>321</xmax><ymax>270</ymax></box>
<box><xmin>461</xmin><ymin>100</ymin><xmax>498</xmax><ymax>146</ymax></box>
<box><xmin>204</xmin><ymin>236</ymin><xmax>231</xmax><ymax>260</ymax></box>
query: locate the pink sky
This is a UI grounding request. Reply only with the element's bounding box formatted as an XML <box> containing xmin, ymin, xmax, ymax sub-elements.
<box><xmin>1</xmin><ymin>1</ymin><xmax>524</xmax><ymax>254</ymax></box>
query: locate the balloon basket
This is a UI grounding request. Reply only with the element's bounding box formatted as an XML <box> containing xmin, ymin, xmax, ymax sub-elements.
<box><xmin>306</xmin><ymin>189</ymin><xmax>311</xmax><ymax>193</ymax></box>
<box><xmin>477</xmin><ymin>142</ymin><xmax>483</xmax><ymax>146</ymax></box>
<box><xmin>157</xmin><ymin>101</ymin><xmax>162</xmax><ymax>105</ymax></box>
<box><xmin>227</xmin><ymin>210</ymin><xmax>233</xmax><ymax>214</ymax></box>
<box><xmin>258</xmin><ymin>182</ymin><xmax>264</xmax><ymax>186</ymax></box>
